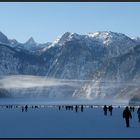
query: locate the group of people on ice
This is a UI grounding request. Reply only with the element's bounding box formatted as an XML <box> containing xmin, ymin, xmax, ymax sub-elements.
<box><xmin>103</xmin><ymin>105</ymin><xmax>113</xmax><ymax>116</ymax></box>
<box><xmin>123</xmin><ymin>106</ymin><xmax>140</xmax><ymax>128</ymax></box>
<box><xmin>103</xmin><ymin>105</ymin><xmax>140</xmax><ymax>128</ymax></box>
<box><xmin>58</xmin><ymin>105</ymin><xmax>84</xmax><ymax>112</ymax></box>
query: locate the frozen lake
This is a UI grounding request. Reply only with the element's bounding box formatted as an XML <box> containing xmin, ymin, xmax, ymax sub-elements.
<box><xmin>0</xmin><ymin>104</ymin><xmax>140</xmax><ymax>138</ymax></box>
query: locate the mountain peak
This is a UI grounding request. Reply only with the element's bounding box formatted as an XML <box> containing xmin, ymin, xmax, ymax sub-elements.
<box><xmin>60</xmin><ymin>32</ymin><xmax>81</xmax><ymax>41</ymax></box>
<box><xmin>87</xmin><ymin>31</ymin><xmax>126</xmax><ymax>38</ymax></box>
<box><xmin>58</xmin><ymin>31</ymin><xmax>132</xmax><ymax>45</ymax></box>
<box><xmin>25</xmin><ymin>37</ymin><xmax>36</xmax><ymax>45</ymax></box>
<box><xmin>23</xmin><ymin>37</ymin><xmax>39</xmax><ymax>50</ymax></box>
<box><xmin>50</xmin><ymin>31</ymin><xmax>132</xmax><ymax>48</ymax></box>
<box><xmin>86</xmin><ymin>31</ymin><xmax>135</xmax><ymax>46</ymax></box>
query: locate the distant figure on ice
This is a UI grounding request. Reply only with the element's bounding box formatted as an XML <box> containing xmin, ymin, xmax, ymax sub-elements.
<box><xmin>75</xmin><ymin>105</ymin><xmax>78</xmax><ymax>112</ymax></box>
<box><xmin>132</xmin><ymin>106</ymin><xmax>135</xmax><ymax>112</ymax></box>
<box><xmin>22</xmin><ymin>106</ymin><xmax>24</xmax><ymax>112</ymax></box>
<box><xmin>103</xmin><ymin>105</ymin><xmax>107</xmax><ymax>116</ymax></box>
<box><xmin>35</xmin><ymin>105</ymin><xmax>38</xmax><ymax>109</ymax></box>
<box><xmin>65</xmin><ymin>106</ymin><xmax>68</xmax><ymax>111</ymax></box>
<box><xmin>123</xmin><ymin>106</ymin><xmax>132</xmax><ymax>128</ymax></box>
<box><xmin>108</xmin><ymin>105</ymin><xmax>113</xmax><ymax>116</ymax></box>
<box><xmin>137</xmin><ymin>106</ymin><xmax>140</xmax><ymax>122</ymax></box>
<box><xmin>130</xmin><ymin>106</ymin><xmax>135</xmax><ymax>112</ymax></box>
<box><xmin>71</xmin><ymin>105</ymin><xmax>73</xmax><ymax>111</ymax></box>
<box><xmin>130</xmin><ymin>106</ymin><xmax>133</xmax><ymax>112</ymax></box>
<box><xmin>25</xmin><ymin>105</ymin><xmax>28</xmax><ymax>112</ymax></box>
<box><xmin>58</xmin><ymin>106</ymin><xmax>61</xmax><ymax>110</ymax></box>
<box><xmin>81</xmin><ymin>105</ymin><xmax>84</xmax><ymax>112</ymax></box>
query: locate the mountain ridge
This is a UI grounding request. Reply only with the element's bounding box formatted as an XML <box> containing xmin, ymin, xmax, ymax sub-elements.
<box><xmin>0</xmin><ymin>30</ymin><xmax>140</xmax><ymax>102</ymax></box>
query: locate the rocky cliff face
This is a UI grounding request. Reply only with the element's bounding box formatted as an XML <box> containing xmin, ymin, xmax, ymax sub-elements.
<box><xmin>0</xmin><ymin>43</ymin><xmax>47</xmax><ymax>75</ymax></box>
<box><xmin>0</xmin><ymin>31</ymin><xmax>140</xmax><ymax>101</ymax></box>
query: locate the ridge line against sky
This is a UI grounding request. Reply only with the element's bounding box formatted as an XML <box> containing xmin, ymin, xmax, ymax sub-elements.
<box><xmin>0</xmin><ymin>2</ymin><xmax>140</xmax><ymax>43</ymax></box>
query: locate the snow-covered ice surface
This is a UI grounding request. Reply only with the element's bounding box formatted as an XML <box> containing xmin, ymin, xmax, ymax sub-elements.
<box><xmin>0</xmin><ymin>103</ymin><xmax>140</xmax><ymax>138</ymax></box>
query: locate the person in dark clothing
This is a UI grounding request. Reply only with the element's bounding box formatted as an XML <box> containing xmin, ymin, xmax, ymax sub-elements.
<box><xmin>108</xmin><ymin>105</ymin><xmax>113</xmax><ymax>116</ymax></box>
<box><xmin>81</xmin><ymin>105</ymin><xmax>84</xmax><ymax>112</ymax></box>
<box><xmin>22</xmin><ymin>106</ymin><xmax>24</xmax><ymax>112</ymax></box>
<box><xmin>103</xmin><ymin>105</ymin><xmax>108</xmax><ymax>116</ymax></box>
<box><xmin>130</xmin><ymin>106</ymin><xmax>133</xmax><ymax>112</ymax></box>
<box><xmin>65</xmin><ymin>106</ymin><xmax>68</xmax><ymax>110</ymax></box>
<box><xmin>71</xmin><ymin>105</ymin><xmax>73</xmax><ymax>111</ymax></box>
<box><xmin>25</xmin><ymin>105</ymin><xmax>28</xmax><ymax>112</ymax></box>
<box><xmin>137</xmin><ymin>106</ymin><xmax>140</xmax><ymax>122</ymax></box>
<box><xmin>132</xmin><ymin>106</ymin><xmax>135</xmax><ymax>112</ymax></box>
<box><xmin>35</xmin><ymin>105</ymin><xmax>38</xmax><ymax>109</ymax></box>
<box><xmin>68</xmin><ymin>106</ymin><xmax>70</xmax><ymax>110</ymax></box>
<box><xmin>123</xmin><ymin>106</ymin><xmax>132</xmax><ymax>127</ymax></box>
<box><xmin>75</xmin><ymin>105</ymin><xmax>78</xmax><ymax>112</ymax></box>
<box><xmin>58</xmin><ymin>106</ymin><xmax>61</xmax><ymax>110</ymax></box>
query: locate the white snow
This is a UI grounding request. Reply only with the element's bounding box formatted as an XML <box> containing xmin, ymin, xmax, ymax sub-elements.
<box><xmin>0</xmin><ymin>104</ymin><xmax>139</xmax><ymax>138</ymax></box>
<box><xmin>46</xmin><ymin>31</ymin><xmax>137</xmax><ymax>59</ymax></box>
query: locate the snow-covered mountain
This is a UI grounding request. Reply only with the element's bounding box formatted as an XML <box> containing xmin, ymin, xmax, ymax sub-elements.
<box><xmin>0</xmin><ymin>43</ymin><xmax>48</xmax><ymax>76</ymax></box>
<box><xmin>0</xmin><ymin>31</ymin><xmax>140</xmax><ymax>102</ymax></box>
<box><xmin>10</xmin><ymin>37</ymin><xmax>51</xmax><ymax>52</ymax></box>
<box><xmin>23</xmin><ymin>37</ymin><xmax>40</xmax><ymax>51</ymax></box>
<box><xmin>37</xmin><ymin>31</ymin><xmax>140</xmax><ymax>101</ymax></box>
<box><xmin>132</xmin><ymin>37</ymin><xmax>140</xmax><ymax>45</ymax></box>
<box><xmin>42</xmin><ymin>31</ymin><xmax>138</xmax><ymax>79</ymax></box>
<box><xmin>0</xmin><ymin>32</ymin><xmax>51</xmax><ymax>52</ymax></box>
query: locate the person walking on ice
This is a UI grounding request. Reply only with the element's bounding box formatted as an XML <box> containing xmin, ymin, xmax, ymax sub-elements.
<box><xmin>103</xmin><ymin>105</ymin><xmax>108</xmax><ymax>116</ymax></box>
<box><xmin>108</xmin><ymin>105</ymin><xmax>113</xmax><ymax>116</ymax></box>
<box><xmin>123</xmin><ymin>106</ymin><xmax>132</xmax><ymax>128</ymax></box>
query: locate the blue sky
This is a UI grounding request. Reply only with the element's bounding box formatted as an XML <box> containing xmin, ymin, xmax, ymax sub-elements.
<box><xmin>0</xmin><ymin>2</ymin><xmax>140</xmax><ymax>43</ymax></box>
